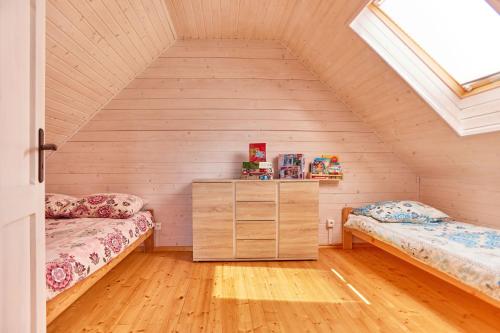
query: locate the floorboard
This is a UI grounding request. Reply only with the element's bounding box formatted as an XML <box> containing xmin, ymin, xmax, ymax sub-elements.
<box><xmin>48</xmin><ymin>248</ymin><xmax>500</xmax><ymax>333</ymax></box>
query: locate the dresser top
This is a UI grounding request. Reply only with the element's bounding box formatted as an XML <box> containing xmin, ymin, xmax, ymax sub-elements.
<box><xmin>193</xmin><ymin>179</ymin><xmax>319</xmax><ymax>183</ymax></box>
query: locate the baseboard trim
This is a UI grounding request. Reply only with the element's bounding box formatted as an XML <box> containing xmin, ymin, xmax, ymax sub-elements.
<box><xmin>154</xmin><ymin>246</ymin><xmax>193</xmax><ymax>252</ymax></box>
<box><xmin>319</xmin><ymin>244</ymin><xmax>343</xmax><ymax>249</ymax></box>
<box><xmin>153</xmin><ymin>244</ymin><xmax>372</xmax><ymax>252</ymax></box>
<box><xmin>319</xmin><ymin>243</ymin><xmax>374</xmax><ymax>249</ymax></box>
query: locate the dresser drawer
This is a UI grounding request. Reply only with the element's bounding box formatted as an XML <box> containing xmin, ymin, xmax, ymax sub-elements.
<box><xmin>236</xmin><ymin>240</ymin><xmax>276</xmax><ymax>258</ymax></box>
<box><xmin>236</xmin><ymin>222</ymin><xmax>276</xmax><ymax>240</ymax></box>
<box><xmin>236</xmin><ymin>201</ymin><xmax>276</xmax><ymax>221</ymax></box>
<box><xmin>236</xmin><ymin>182</ymin><xmax>276</xmax><ymax>201</ymax></box>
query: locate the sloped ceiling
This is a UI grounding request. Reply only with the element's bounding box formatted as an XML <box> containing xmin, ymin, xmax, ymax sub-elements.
<box><xmin>48</xmin><ymin>0</ymin><xmax>500</xmax><ymax>226</ymax></box>
<box><xmin>274</xmin><ymin>0</ymin><xmax>500</xmax><ymax>226</ymax></box>
<box><xmin>46</xmin><ymin>0</ymin><xmax>176</xmax><ymax>146</ymax></box>
<box><xmin>163</xmin><ymin>0</ymin><xmax>500</xmax><ymax>177</ymax></box>
<box><xmin>163</xmin><ymin>0</ymin><xmax>500</xmax><ymax>226</ymax></box>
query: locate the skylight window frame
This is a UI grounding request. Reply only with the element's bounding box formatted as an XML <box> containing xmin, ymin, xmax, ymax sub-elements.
<box><xmin>369</xmin><ymin>0</ymin><xmax>500</xmax><ymax>98</ymax></box>
<box><xmin>350</xmin><ymin>2</ymin><xmax>500</xmax><ymax>136</ymax></box>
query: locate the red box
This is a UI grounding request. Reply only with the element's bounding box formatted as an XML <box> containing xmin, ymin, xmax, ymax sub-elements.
<box><xmin>249</xmin><ymin>143</ymin><xmax>266</xmax><ymax>162</ymax></box>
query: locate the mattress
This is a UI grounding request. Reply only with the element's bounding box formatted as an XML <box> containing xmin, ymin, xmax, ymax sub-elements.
<box><xmin>345</xmin><ymin>214</ymin><xmax>500</xmax><ymax>301</ymax></box>
<box><xmin>45</xmin><ymin>211</ymin><xmax>154</xmax><ymax>300</ymax></box>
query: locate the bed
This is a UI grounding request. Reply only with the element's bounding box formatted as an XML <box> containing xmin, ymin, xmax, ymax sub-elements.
<box><xmin>342</xmin><ymin>207</ymin><xmax>500</xmax><ymax>308</ymax></box>
<box><xmin>45</xmin><ymin>210</ymin><xmax>155</xmax><ymax>324</ymax></box>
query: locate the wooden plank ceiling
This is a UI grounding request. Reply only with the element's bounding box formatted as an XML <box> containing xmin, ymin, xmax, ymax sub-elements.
<box><xmin>47</xmin><ymin>0</ymin><xmax>500</xmax><ymax>227</ymax></box>
<box><xmin>46</xmin><ymin>0</ymin><xmax>176</xmax><ymax>146</ymax></box>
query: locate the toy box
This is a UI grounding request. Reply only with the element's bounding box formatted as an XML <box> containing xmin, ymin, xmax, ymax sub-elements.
<box><xmin>278</xmin><ymin>154</ymin><xmax>305</xmax><ymax>179</ymax></box>
<box><xmin>249</xmin><ymin>143</ymin><xmax>266</xmax><ymax>162</ymax></box>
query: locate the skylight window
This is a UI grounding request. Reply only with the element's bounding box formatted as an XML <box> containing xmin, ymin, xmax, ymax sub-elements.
<box><xmin>371</xmin><ymin>0</ymin><xmax>500</xmax><ymax>96</ymax></box>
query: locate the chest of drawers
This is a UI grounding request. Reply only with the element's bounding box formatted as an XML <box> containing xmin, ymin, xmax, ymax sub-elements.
<box><xmin>192</xmin><ymin>179</ymin><xmax>319</xmax><ymax>261</ymax></box>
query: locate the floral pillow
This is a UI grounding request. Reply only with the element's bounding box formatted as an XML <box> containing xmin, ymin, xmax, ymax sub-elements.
<box><xmin>353</xmin><ymin>200</ymin><xmax>450</xmax><ymax>224</ymax></box>
<box><xmin>45</xmin><ymin>193</ymin><xmax>78</xmax><ymax>218</ymax></box>
<box><xmin>70</xmin><ymin>193</ymin><xmax>144</xmax><ymax>219</ymax></box>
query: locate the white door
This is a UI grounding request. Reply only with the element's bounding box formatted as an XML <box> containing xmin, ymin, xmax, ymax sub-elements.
<box><xmin>0</xmin><ymin>0</ymin><xmax>46</xmax><ymax>332</ymax></box>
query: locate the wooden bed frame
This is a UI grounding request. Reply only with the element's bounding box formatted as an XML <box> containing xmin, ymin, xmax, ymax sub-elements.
<box><xmin>46</xmin><ymin>210</ymin><xmax>156</xmax><ymax>325</ymax></box>
<box><xmin>341</xmin><ymin>207</ymin><xmax>500</xmax><ymax>308</ymax></box>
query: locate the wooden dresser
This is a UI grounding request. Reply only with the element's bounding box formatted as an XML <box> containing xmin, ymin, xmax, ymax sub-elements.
<box><xmin>192</xmin><ymin>179</ymin><xmax>319</xmax><ymax>261</ymax></box>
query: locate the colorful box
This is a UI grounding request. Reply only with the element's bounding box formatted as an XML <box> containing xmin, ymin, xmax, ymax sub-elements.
<box><xmin>309</xmin><ymin>155</ymin><xmax>343</xmax><ymax>180</ymax></box>
<box><xmin>278</xmin><ymin>154</ymin><xmax>305</xmax><ymax>179</ymax></box>
<box><xmin>310</xmin><ymin>157</ymin><xmax>331</xmax><ymax>175</ymax></box>
<box><xmin>249</xmin><ymin>143</ymin><xmax>266</xmax><ymax>162</ymax></box>
<box><xmin>259</xmin><ymin>161</ymin><xmax>273</xmax><ymax>169</ymax></box>
<box><xmin>242</xmin><ymin>162</ymin><xmax>260</xmax><ymax>169</ymax></box>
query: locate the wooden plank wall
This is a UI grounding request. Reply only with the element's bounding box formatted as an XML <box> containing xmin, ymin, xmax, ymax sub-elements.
<box><xmin>46</xmin><ymin>40</ymin><xmax>417</xmax><ymax>246</ymax></box>
<box><xmin>46</xmin><ymin>0</ymin><xmax>176</xmax><ymax>147</ymax></box>
<box><xmin>165</xmin><ymin>0</ymin><xmax>500</xmax><ymax>229</ymax></box>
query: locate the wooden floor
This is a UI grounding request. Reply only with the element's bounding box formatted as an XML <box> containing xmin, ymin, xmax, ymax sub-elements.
<box><xmin>48</xmin><ymin>248</ymin><xmax>500</xmax><ymax>333</ymax></box>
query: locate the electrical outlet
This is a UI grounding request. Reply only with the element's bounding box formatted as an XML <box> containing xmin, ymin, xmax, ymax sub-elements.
<box><xmin>155</xmin><ymin>223</ymin><xmax>162</xmax><ymax>230</ymax></box>
<box><xmin>326</xmin><ymin>219</ymin><xmax>335</xmax><ymax>229</ymax></box>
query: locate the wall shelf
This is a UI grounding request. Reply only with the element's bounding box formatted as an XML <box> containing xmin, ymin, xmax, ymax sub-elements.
<box><xmin>308</xmin><ymin>174</ymin><xmax>343</xmax><ymax>181</ymax></box>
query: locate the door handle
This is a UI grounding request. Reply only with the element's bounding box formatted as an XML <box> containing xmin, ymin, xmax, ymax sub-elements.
<box><xmin>38</xmin><ymin>128</ymin><xmax>57</xmax><ymax>183</ymax></box>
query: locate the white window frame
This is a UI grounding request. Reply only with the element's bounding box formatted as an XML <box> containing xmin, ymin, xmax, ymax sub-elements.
<box><xmin>350</xmin><ymin>6</ymin><xmax>500</xmax><ymax>136</ymax></box>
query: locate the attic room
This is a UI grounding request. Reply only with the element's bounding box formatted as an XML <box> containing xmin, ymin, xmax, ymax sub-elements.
<box><xmin>1</xmin><ymin>0</ymin><xmax>499</xmax><ymax>332</ymax></box>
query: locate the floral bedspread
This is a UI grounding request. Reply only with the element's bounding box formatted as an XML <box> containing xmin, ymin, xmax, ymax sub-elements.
<box><xmin>45</xmin><ymin>211</ymin><xmax>154</xmax><ymax>300</ymax></box>
<box><xmin>345</xmin><ymin>214</ymin><xmax>500</xmax><ymax>301</ymax></box>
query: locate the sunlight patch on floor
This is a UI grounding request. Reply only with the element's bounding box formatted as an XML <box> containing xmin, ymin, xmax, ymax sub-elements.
<box><xmin>211</xmin><ymin>265</ymin><xmax>365</xmax><ymax>303</ymax></box>
<box><xmin>331</xmin><ymin>268</ymin><xmax>371</xmax><ymax>305</ymax></box>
